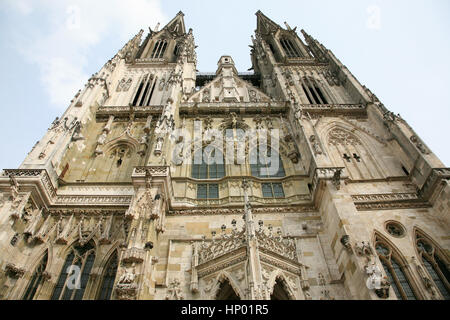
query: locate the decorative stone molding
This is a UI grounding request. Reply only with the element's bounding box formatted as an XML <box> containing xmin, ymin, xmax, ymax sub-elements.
<box><xmin>122</xmin><ymin>247</ymin><xmax>146</xmax><ymax>264</ymax></box>
<box><xmin>351</xmin><ymin>193</ymin><xmax>419</xmax><ymax>202</ymax></box>
<box><xmin>179</xmin><ymin>102</ymin><xmax>288</xmax><ymax>116</ymax></box>
<box><xmin>299</xmin><ymin>104</ymin><xmax>366</xmax><ymax>117</ymax></box>
<box><xmin>170</xmin><ymin>205</ymin><xmax>317</xmax><ymax>216</ymax></box>
<box><xmin>351</xmin><ymin>192</ymin><xmax>431</xmax><ymax>211</ymax></box>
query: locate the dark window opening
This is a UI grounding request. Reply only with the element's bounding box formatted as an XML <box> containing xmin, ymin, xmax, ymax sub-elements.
<box><xmin>280</xmin><ymin>38</ymin><xmax>302</xmax><ymax>58</ymax></box>
<box><xmin>315</xmin><ymin>86</ymin><xmax>328</xmax><ymax>104</ymax></box>
<box><xmin>139</xmin><ymin>81</ymin><xmax>151</xmax><ymax>106</ymax></box>
<box><xmin>23</xmin><ymin>252</ymin><xmax>48</xmax><ymax>300</ymax></box>
<box><xmin>132</xmin><ymin>82</ymin><xmax>144</xmax><ymax>106</ymax></box>
<box><xmin>97</xmin><ymin>251</ymin><xmax>118</xmax><ymax>300</ymax></box>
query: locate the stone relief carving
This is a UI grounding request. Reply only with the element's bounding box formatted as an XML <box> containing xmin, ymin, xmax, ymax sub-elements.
<box><xmin>309</xmin><ymin>135</ymin><xmax>323</xmax><ymax>155</ymax></box>
<box><xmin>165</xmin><ymin>279</ymin><xmax>184</xmax><ymax>300</ymax></box>
<box><xmin>116</xmin><ymin>77</ymin><xmax>133</xmax><ymax>92</ymax></box>
<box><xmin>115</xmin><ymin>264</ymin><xmax>138</xmax><ymax>300</ymax></box>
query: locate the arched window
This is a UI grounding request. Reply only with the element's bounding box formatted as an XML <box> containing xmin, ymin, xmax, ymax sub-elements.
<box><xmin>415</xmin><ymin>231</ymin><xmax>450</xmax><ymax>299</ymax></box>
<box><xmin>174</xmin><ymin>43</ymin><xmax>182</xmax><ymax>57</ymax></box>
<box><xmin>151</xmin><ymin>39</ymin><xmax>167</xmax><ymax>59</ymax></box>
<box><xmin>374</xmin><ymin>237</ymin><xmax>418</xmax><ymax>300</ymax></box>
<box><xmin>51</xmin><ymin>241</ymin><xmax>96</xmax><ymax>300</ymax></box>
<box><xmin>250</xmin><ymin>146</ymin><xmax>285</xmax><ymax>178</ymax></box>
<box><xmin>23</xmin><ymin>251</ymin><xmax>48</xmax><ymax>300</ymax></box>
<box><xmin>300</xmin><ymin>77</ymin><xmax>328</xmax><ymax>104</ymax></box>
<box><xmin>97</xmin><ymin>251</ymin><xmax>118</xmax><ymax>300</ymax></box>
<box><xmin>280</xmin><ymin>38</ymin><xmax>302</xmax><ymax>58</ymax></box>
<box><xmin>131</xmin><ymin>74</ymin><xmax>156</xmax><ymax>106</ymax></box>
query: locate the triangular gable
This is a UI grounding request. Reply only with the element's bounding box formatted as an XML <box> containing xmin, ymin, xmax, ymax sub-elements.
<box><xmin>188</xmin><ymin>74</ymin><xmax>272</xmax><ymax>104</ymax></box>
<box><xmin>256</xmin><ymin>10</ymin><xmax>281</xmax><ymax>35</ymax></box>
<box><xmin>161</xmin><ymin>11</ymin><xmax>186</xmax><ymax>37</ymax></box>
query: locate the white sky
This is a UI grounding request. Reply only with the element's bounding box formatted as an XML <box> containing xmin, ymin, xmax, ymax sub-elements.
<box><xmin>0</xmin><ymin>0</ymin><xmax>449</xmax><ymax>169</ymax></box>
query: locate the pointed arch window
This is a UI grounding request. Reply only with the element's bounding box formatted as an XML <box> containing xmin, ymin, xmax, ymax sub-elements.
<box><xmin>97</xmin><ymin>251</ymin><xmax>118</xmax><ymax>300</ymax></box>
<box><xmin>280</xmin><ymin>38</ymin><xmax>302</xmax><ymax>58</ymax></box>
<box><xmin>375</xmin><ymin>237</ymin><xmax>418</xmax><ymax>300</ymax></box>
<box><xmin>131</xmin><ymin>74</ymin><xmax>157</xmax><ymax>106</ymax></box>
<box><xmin>151</xmin><ymin>39</ymin><xmax>168</xmax><ymax>59</ymax></box>
<box><xmin>415</xmin><ymin>232</ymin><xmax>450</xmax><ymax>299</ymax></box>
<box><xmin>51</xmin><ymin>241</ymin><xmax>96</xmax><ymax>300</ymax></box>
<box><xmin>22</xmin><ymin>251</ymin><xmax>48</xmax><ymax>300</ymax></box>
<box><xmin>300</xmin><ymin>77</ymin><xmax>328</xmax><ymax>104</ymax></box>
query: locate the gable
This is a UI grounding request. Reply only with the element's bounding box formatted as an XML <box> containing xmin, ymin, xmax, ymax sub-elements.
<box><xmin>188</xmin><ymin>74</ymin><xmax>272</xmax><ymax>104</ymax></box>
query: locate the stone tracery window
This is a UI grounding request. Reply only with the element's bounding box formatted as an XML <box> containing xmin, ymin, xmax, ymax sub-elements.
<box><xmin>151</xmin><ymin>39</ymin><xmax>167</xmax><ymax>59</ymax></box>
<box><xmin>97</xmin><ymin>250</ymin><xmax>118</xmax><ymax>300</ymax></box>
<box><xmin>22</xmin><ymin>251</ymin><xmax>48</xmax><ymax>300</ymax></box>
<box><xmin>131</xmin><ymin>74</ymin><xmax>157</xmax><ymax>106</ymax></box>
<box><xmin>374</xmin><ymin>236</ymin><xmax>418</xmax><ymax>300</ymax></box>
<box><xmin>51</xmin><ymin>241</ymin><xmax>96</xmax><ymax>300</ymax></box>
<box><xmin>300</xmin><ymin>77</ymin><xmax>328</xmax><ymax>104</ymax></box>
<box><xmin>415</xmin><ymin>231</ymin><xmax>450</xmax><ymax>299</ymax></box>
<box><xmin>280</xmin><ymin>37</ymin><xmax>302</xmax><ymax>58</ymax></box>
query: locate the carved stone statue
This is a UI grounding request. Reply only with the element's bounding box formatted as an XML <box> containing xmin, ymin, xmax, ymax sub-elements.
<box><xmin>118</xmin><ymin>265</ymin><xmax>136</xmax><ymax>284</ymax></box>
<box><xmin>309</xmin><ymin>135</ymin><xmax>323</xmax><ymax>155</ymax></box>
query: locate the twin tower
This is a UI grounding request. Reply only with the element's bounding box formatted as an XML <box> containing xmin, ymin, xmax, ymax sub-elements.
<box><xmin>0</xmin><ymin>11</ymin><xmax>448</xmax><ymax>300</ymax></box>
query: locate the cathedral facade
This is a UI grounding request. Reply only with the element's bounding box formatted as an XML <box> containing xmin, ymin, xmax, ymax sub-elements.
<box><xmin>0</xmin><ymin>11</ymin><xmax>449</xmax><ymax>300</ymax></box>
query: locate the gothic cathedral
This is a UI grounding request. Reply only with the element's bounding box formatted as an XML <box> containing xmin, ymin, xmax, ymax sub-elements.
<box><xmin>0</xmin><ymin>11</ymin><xmax>449</xmax><ymax>300</ymax></box>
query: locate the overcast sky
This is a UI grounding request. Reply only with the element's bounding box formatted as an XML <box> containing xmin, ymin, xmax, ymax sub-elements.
<box><xmin>0</xmin><ymin>0</ymin><xmax>449</xmax><ymax>170</ymax></box>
